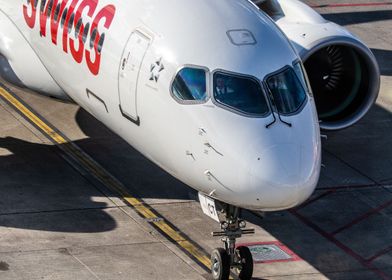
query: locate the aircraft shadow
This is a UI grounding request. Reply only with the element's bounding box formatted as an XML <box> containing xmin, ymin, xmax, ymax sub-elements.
<box><xmin>322</xmin><ymin>10</ymin><xmax>392</xmax><ymax>26</ymax></box>
<box><xmin>372</xmin><ymin>48</ymin><xmax>392</xmax><ymax>76</ymax></box>
<box><xmin>0</xmin><ymin>136</ymin><xmax>117</xmax><ymax>233</ymax></box>
<box><xmin>74</xmin><ymin>108</ymin><xmax>198</xmax><ymax>202</ymax></box>
<box><xmin>0</xmin><ymin>108</ymin><xmax>197</xmax><ymax>233</ymax></box>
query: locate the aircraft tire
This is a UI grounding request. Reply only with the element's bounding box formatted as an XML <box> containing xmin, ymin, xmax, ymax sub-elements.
<box><xmin>237</xmin><ymin>246</ymin><xmax>253</xmax><ymax>280</ymax></box>
<box><xmin>211</xmin><ymin>248</ymin><xmax>230</xmax><ymax>280</ymax></box>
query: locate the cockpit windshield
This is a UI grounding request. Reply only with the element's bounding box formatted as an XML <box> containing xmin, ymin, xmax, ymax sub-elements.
<box><xmin>266</xmin><ymin>67</ymin><xmax>307</xmax><ymax>115</ymax></box>
<box><xmin>213</xmin><ymin>72</ymin><xmax>269</xmax><ymax>116</ymax></box>
<box><xmin>171</xmin><ymin>67</ymin><xmax>207</xmax><ymax>103</ymax></box>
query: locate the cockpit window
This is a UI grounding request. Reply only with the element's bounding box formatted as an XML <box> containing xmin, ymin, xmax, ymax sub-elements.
<box><xmin>171</xmin><ymin>67</ymin><xmax>207</xmax><ymax>103</ymax></box>
<box><xmin>266</xmin><ymin>67</ymin><xmax>307</xmax><ymax>115</ymax></box>
<box><xmin>213</xmin><ymin>72</ymin><xmax>269</xmax><ymax>116</ymax></box>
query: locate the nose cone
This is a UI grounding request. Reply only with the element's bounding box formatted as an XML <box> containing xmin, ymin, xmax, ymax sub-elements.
<box><xmin>247</xmin><ymin>142</ymin><xmax>320</xmax><ymax>210</ymax></box>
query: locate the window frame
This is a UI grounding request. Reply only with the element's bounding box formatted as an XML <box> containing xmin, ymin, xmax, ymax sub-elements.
<box><xmin>211</xmin><ymin>69</ymin><xmax>271</xmax><ymax>118</ymax></box>
<box><xmin>170</xmin><ymin>65</ymin><xmax>211</xmax><ymax>105</ymax></box>
<box><xmin>293</xmin><ymin>59</ymin><xmax>313</xmax><ymax>97</ymax></box>
<box><xmin>264</xmin><ymin>64</ymin><xmax>308</xmax><ymax>117</ymax></box>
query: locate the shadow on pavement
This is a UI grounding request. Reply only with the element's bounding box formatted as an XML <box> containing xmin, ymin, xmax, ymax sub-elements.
<box><xmin>372</xmin><ymin>48</ymin><xmax>392</xmax><ymax>76</ymax></box>
<box><xmin>0</xmin><ymin>108</ymin><xmax>197</xmax><ymax>233</ymax></box>
<box><xmin>322</xmin><ymin>10</ymin><xmax>392</xmax><ymax>26</ymax></box>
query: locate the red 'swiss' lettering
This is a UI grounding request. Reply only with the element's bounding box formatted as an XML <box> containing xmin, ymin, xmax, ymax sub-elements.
<box><xmin>62</xmin><ymin>0</ymin><xmax>79</xmax><ymax>54</ymax></box>
<box><xmin>69</xmin><ymin>0</ymin><xmax>97</xmax><ymax>63</ymax></box>
<box><xmin>86</xmin><ymin>4</ymin><xmax>115</xmax><ymax>76</ymax></box>
<box><xmin>50</xmin><ymin>0</ymin><xmax>69</xmax><ymax>45</ymax></box>
<box><xmin>23</xmin><ymin>0</ymin><xmax>37</xmax><ymax>28</ymax></box>
<box><xmin>39</xmin><ymin>0</ymin><xmax>55</xmax><ymax>37</ymax></box>
<box><xmin>22</xmin><ymin>0</ymin><xmax>116</xmax><ymax>76</ymax></box>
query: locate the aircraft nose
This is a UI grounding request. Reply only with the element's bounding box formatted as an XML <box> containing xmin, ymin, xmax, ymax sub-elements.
<box><xmin>246</xmin><ymin>142</ymin><xmax>320</xmax><ymax>210</ymax></box>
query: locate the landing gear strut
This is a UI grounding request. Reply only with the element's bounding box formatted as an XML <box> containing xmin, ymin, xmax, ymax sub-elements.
<box><xmin>210</xmin><ymin>205</ymin><xmax>255</xmax><ymax>280</ymax></box>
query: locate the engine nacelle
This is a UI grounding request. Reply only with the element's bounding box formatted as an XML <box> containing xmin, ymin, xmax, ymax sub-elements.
<box><xmin>255</xmin><ymin>0</ymin><xmax>380</xmax><ymax>130</ymax></box>
<box><xmin>0</xmin><ymin>9</ymin><xmax>70</xmax><ymax>101</ymax></box>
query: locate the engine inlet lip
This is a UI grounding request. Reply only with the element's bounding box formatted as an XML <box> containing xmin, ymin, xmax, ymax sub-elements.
<box><xmin>300</xmin><ymin>36</ymin><xmax>380</xmax><ymax>130</ymax></box>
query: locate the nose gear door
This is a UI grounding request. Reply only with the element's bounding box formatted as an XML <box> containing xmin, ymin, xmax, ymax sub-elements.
<box><xmin>118</xmin><ymin>31</ymin><xmax>151</xmax><ymax>125</ymax></box>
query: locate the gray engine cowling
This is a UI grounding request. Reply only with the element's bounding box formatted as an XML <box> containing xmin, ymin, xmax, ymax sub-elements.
<box><xmin>254</xmin><ymin>0</ymin><xmax>380</xmax><ymax>130</ymax></box>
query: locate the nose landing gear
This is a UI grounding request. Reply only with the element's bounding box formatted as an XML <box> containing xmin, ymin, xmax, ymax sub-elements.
<box><xmin>210</xmin><ymin>205</ymin><xmax>255</xmax><ymax>280</ymax></box>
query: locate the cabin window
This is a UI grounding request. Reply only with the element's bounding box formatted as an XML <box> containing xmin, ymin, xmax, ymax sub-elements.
<box><xmin>90</xmin><ymin>28</ymin><xmax>98</xmax><ymax>48</ymax></box>
<box><xmin>171</xmin><ymin>67</ymin><xmax>208</xmax><ymax>103</ymax></box>
<box><xmin>40</xmin><ymin>0</ymin><xmax>47</xmax><ymax>13</ymax></box>
<box><xmin>61</xmin><ymin>8</ymin><xmax>68</xmax><ymax>27</ymax></box>
<box><xmin>75</xmin><ymin>18</ymin><xmax>83</xmax><ymax>37</ymax></box>
<box><xmin>67</xmin><ymin>13</ymin><xmax>75</xmax><ymax>34</ymax></box>
<box><xmin>213</xmin><ymin>72</ymin><xmax>269</xmax><ymax>116</ymax></box>
<box><xmin>97</xmin><ymin>33</ymin><xmax>105</xmax><ymax>53</ymax></box>
<box><xmin>46</xmin><ymin>0</ymin><xmax>54</xmax><ymax>17</ymax></box>
<box><xmin>266</xmin><ymin>67</ymin><xmax>307</xmax><ymax>115</ymax></box>
<box><xmin>54</xmin><ymin>3</ymin><xmax>61</xmax><ymax>22</ymax></box>
<box><xmin>83</xmin><ymin>22</ymin><xmax>90</xmax><ymax>43</ymax></box>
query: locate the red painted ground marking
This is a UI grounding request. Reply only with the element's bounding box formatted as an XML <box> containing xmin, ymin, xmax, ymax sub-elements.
<box><xmin>317</xmin><ymin>183</ymin><xmax>379</xmax><ymax>191</ymax></box>
<box><xmin>290</xmin><ymin>209</ymin><xmax>392</xmax><ymax>280</ymax></box>
<box><xmin>237</xmin><ymin>241</ymin><xmax>301</xmax><ymax>264</ymax></box>
<box><xmin>297</xmin><ymin>183</ymin><xmax>381</xmax><ymax>211</ymax></box>
<box><xmin>331</xmin><ymin>199</ymin><xmax>392</xmax><ymax>236</ymax></box>
<box><xmin>311</xmin><ymin>2</ymin><xmax>392</xmax><ymax>8</ymax></box>
<box><xmin>367</xmin><ymin>246</ymin><xmax>392</xmax><ymax>263</ymax></box>
<box><xmin>295</xmin><ymin>190</ymin><xmax>336</xmax><ymax>211</ymax></box>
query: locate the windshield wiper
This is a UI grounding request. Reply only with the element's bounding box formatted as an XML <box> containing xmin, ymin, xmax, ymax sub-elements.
<box><xmin>265</xmin><ymin>92</ymin><xmax>292</xmax><ymax>128</ymax></box>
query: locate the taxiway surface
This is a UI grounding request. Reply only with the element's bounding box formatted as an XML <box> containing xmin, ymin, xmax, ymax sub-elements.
<box><xmin>0</xmin><ymin>1</ymin><xmax>391</xmax><ymax>279</ymax></box>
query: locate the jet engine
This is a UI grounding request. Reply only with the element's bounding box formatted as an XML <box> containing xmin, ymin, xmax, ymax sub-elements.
<box><xmin>254</xmin><ymin>0</ymin><xmax>380</xmax><ymax>130</ymax></box>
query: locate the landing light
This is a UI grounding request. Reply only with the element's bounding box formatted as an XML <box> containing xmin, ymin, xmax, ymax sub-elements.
<box><xmin>220</xmin><ymin>221</ymin><xmax>229</xmax><ymax>230</ymax></box>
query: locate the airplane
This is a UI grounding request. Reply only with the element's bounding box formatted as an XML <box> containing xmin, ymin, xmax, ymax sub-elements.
<box><xmin>0</xmin><ymin>0</ymin><xmax>380</xmax><ymax>279</ymax></box>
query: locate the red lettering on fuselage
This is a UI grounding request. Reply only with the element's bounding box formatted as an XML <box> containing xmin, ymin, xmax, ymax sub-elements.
<box><xmin>50</xmin><ymin>0</ymin><xmax>68</xmax><ymax>45</ymax></box>
<box><xmin>22</xmin><ymin>0</ymin><xmax>116</xmax><ymax>76</ymax></box>
<box><xmin>86</xmin><ymin>4</ymin><xmax>116</xmax><ymax>75</ymax></box>
<box><xmin>23</xmin><ymin>0</ymin><xmax>37</xmax><ymax>28</ymax></box>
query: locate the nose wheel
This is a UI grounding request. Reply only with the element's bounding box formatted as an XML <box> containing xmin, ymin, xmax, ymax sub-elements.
<box><xmin>210</xmin><ymin>205</ymin><xmax>255</xmax><ymax>280</ymax></box>
<box><xmin>211</xmin><ymin>248</ymin><xmax>230</xmax><ymax>280</ymax></box>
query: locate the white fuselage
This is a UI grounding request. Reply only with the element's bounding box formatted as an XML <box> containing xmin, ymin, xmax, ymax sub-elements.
<box><xmin>0</xmin><ymin>0</ymin><xmax>321</xmax><ymax>211</ymax></box>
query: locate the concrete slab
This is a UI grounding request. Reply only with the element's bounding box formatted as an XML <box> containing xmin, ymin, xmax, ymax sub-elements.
<box><xmin>325</xmin><ymin>270</ymin><xmax>385</xmax><ymax>280</ymax></box>
<box><xmin>0</xmin><ymin>208</ymin><xmax>159</xmax><ymax>253</ymax></box>
<box><xmin>335</xmin><ymin>205</ymin><xmax>392</xmax><ymax>260</ymax></box>
<box><xmin>263</xmin><ymin>274</ymin><xmax>328</xmax><ymax>280</ymax></box>
<box><xmin>317</xmin><ymin>151</ymin><xmax>374</xmax><ymax>189</ymax></box>
<box><xmin>258</xmin><ymin>211</ymin><xmax>366</xmax><ymax>274</ymax></box>
<box><xmin>373</xmin><ymin>252</ymin><xmax>392</xmax><ymax>272</ymax></box>
<box><xmin>69</xmin><ymin>243</ymin><xmax>205</xmax><ymax>280</ymax></box>
<box><xmin>0</xmin><ymin>250</ymin><xmax>94</xmax><ymax>280</ymax></box>
<box><xmin>297</xmin><ymin>188</ymin><xmax>392</xmax><ymax>233</ymax></box>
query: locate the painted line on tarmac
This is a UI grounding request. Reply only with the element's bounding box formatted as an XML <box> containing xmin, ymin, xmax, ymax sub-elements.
<box><xmin>294</xmin><ymin>189</ymin><xmax>336</xmax><ymax>211</ymax></box>
<box><xmin>0</xmin><ymin>84</ymin><xmax>212</xmax><ymax>273</ymax></box>
<box><xmin>367</xmin><ymin>246</ymin><xmax>392</xmax><ymax>263</ymax></box>
<box><xmin>290</xmin><ymin>209</ymin><xmax>391</xmax><ymax>280</ymax></box>
<box><xmin>331</xmin><ymin>198</ymin><xmax>392</xmax><ymax>236</ymax></box>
